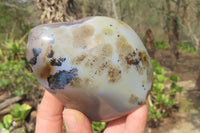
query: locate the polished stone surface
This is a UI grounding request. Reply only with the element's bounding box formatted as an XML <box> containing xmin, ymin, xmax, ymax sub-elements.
<box><xmin>27</xmin><ymin>16</ymin><xmax>153</xmax><ymax>122</ymax></box>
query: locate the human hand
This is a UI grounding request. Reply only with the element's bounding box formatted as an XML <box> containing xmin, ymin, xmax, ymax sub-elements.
<box><xmin>35</xmin><ymin>90</ymin><xmax>148</xmax><ymax>133</ymax></box>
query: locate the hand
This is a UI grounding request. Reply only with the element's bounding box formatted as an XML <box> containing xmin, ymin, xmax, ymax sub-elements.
<box><xmin>35</xmin><ymin>90</ymin><xmax>148</xmax><ymax>133</ymax></box>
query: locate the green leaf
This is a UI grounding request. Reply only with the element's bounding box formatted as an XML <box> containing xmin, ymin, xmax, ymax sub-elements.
<box><xmin>170</xmin><ymin>82</ymin><xmax>176</xmax><ymax>90</ymax></box>
<box><xmin>169</xmin><ymin>75</ymin><xmax>179</xmax><ymax>82</ymax></box>
<box><xmin>15</xmin><ymin>88</ymin><xmax>24</xmax><ymax>97</ymax></box>
<box><xmin>156</xmin><ymin>75</ymin><xmax>168</xmax><ymax>83</ymax></box>
<box><xmin>176</xmin><ymin>86</ymin><xmax>183</xmax><ymax>92</ymax></box>
<box><xmin>170</xmin><ymin>90</ymin><xmax>177</xmax><ymax>96</ymax></box>
<box><xmin>151</xmin><ymin>59</ymin><xmax>159</xmax><ymax>68</ymax></box>
<box><xmin>153</xmin><ymin>83</ymin><xmax>165</xmax><ymax>93</ymax></box>
<box><xmin>20</xmin><ymin>104</ymin><xmax>32</xmax><ymax>120</ymax></box>
<box><xmin>152</xmin><ymin>60</ymin><xmax>167</xmax><ymax>75</ymax></box>
<box><xmin>149</xmin><ymin>105</ymin><xmax>156</xmax><ymax>112</ymax></box>
<box><xmin>155</xmin><ymin>94</ymin><xmax>166</xmax><ymax>104</ymax></box>
<box><xmin>10</xmin><ymin>104</ymin><xmax>21</xmax><ymax>119</ymax></box>
<box><xmin>10</xmin><ymin>104</ymin><xmax>31</xmax><ymax>121</ymax></box>
<box><xmin>156</xmin><ymin>67</ymin><xmax>166</xmax><ymax>75</ymax></box>
<box><xmin>0</xmin><ymin>122</ymin><xmax>4</xmax><ymax>129</ymax></box>
<box><xmin>3</xmin><ymin>114</ymin><xmax>13</xmax><ymax>129</ymax></box>
<box><xmin>92</xmin><ymin>121</ymin><xmax>106</xmax><ymax>132</ymax></box>
<box><xmin>16</xmin><ymin>77</ymin><xmax>23</xmax><ymax>83</ymax></box>
<box><xmin>156</xmin><ymin>112</ymin><xmax>162</xmax><ymax>118</ymax></box>
<box><xmin>165</xmin><ymin>98</ymin><xmax>174</xmax><ymax>106</ymax></box>
<box><xmin>148</xmin><ymin>106</ymin><xmax>162</xmax><ymax>119</ymax></box>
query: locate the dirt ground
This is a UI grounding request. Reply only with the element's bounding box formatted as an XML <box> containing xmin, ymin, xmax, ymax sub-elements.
<box><xmin>146</xmin><ymin>50</ymin><xmax>200</xmax><ymax>133</ymax></box>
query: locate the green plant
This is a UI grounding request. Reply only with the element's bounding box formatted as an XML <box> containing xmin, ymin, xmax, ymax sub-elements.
<box><xmin>0</xmin><ymin>60</ymin><xmax>39</xmax><ymax>98</ymax></box>
<box><xmin>92</xmin><ymin>121</ymin><xmax>106</xmax><ymax>133</ymax></box>
<box><xmin>148</xmin><ymin>106</ymin><xmax>162</xmax><ymax>119</ymax></box>
<box><xmin>178</xmin><ymin>42</ymin><xmax>196</xmax><ymax>53</ymax></box>
<box><xmin>0</xmin><ymin>1</ymin><xmax>32</xmax><ymax>37</ymax></box>
<box><xmin>0</xmin><ymin>104</ymin><xmax>31</xmax><ymax>133</ymax></box>
<box><xmin>0</xmin><ymin>22</ymin><xmax>28</xmax><ymax>61</ymax></box>
<box><xmin>10</xmin><ymin>104</ymin><xmax>32</xmax><ymax>122</ymax></box>
<box><xmin>0</xmin><ymin>114</ymin><xmax>13</xmax><ymax>133</ymax></box>
<box><xmin>155</xmin><ymin>41</ymin><xmax>169</xmax><ymax>49</ymax></box>
<box><xmin>148</xmin><ymin>60</ymin><xmax>183</xmax><ymax>127</ymax></box>
<box><xmin>63</xmin><ymin>120</ymin><xmax>106</xmax><ymax>132</ymax></box>
<box><xmin>17</xmin><ymin>131</ymin><xmax>26</xmax><ymax>133</ymax></box>
<box><xmin>0</xmin><ymin>22</ymin><xmax>41</xmax><ymax>99</ymax></box>
<box><xmin>63</xmin><ymin>121</ymin><xmax>66</xmax><ymax>133</ymax></box>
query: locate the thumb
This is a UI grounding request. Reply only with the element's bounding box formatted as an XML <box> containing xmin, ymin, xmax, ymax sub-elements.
<box><xmin>63</xmin><ymin>109</ymin><xmax>93</xmax><ymax>133</ymax></box>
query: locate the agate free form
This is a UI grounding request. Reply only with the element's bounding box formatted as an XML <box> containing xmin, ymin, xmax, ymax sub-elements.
<box><xmin>26</xmin><ymin>16</ymin><xmax>153</xmax><ymax>122</ymax></box>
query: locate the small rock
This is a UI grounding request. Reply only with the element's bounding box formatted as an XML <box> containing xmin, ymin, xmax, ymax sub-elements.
<box><xmin>30</xmin><ymin>110</ymin><xmax>37</xmax><ymax>122</ymax></box>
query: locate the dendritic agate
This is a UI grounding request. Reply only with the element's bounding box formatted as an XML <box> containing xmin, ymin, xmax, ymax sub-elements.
<box><xmin>26</xmin><ymin>16</ymin><xmax>153</xmax><ymax>122</ymax></box>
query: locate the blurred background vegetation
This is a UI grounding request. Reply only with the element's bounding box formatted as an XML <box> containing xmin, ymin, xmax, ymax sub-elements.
<box><xmin>0</xmin><ymin>0</ymin><xmax>200</xmax><ymax>133</ymax></box>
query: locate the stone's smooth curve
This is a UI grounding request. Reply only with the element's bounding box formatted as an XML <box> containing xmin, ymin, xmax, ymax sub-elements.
<box><xmin>26</xmin><ymin>16</ymin><xmax>153</xmax><ymax>122</ymax></box>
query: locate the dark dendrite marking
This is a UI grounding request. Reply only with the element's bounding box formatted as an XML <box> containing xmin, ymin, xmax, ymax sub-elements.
<box><xmin>50</xmin><ymin>57</ymin><xmax>66</xmax><ymax>66</ymax></box>
<box><xmin>125</xmin><ymin>51</ymin><xmax>140</xmax><ymax>65</ymax></box>
<box><xmin>47</xmin><ymin>68</ymin><xmax>78</xmax><ymax>90</ymax></box>
<box><xmin>128</xmin><ymin>94</ymin><xmax>139</xmax><ymax>104</ymax></box>
<box><xmin>47</xmin><ymin>49</ymin><xmax>54</xmax><ymax>58</ymax></box>
<box><xmin>29</xmin><ymin>48</ymin><xmax>42</xmax><ymax>65</ymax></box>
<box><xmin>137</xmin><ymin>100</ymin><xmax>143</xmax><ymax>105</ymax></box>
<box><xmin>125</xmin><ymin>50</ymin><xmax>149</xmax><ymax>66</ymax></box>
<box><xmin>107</xmin><ymin>67</ymin><xmax>122</xmax><ymax>82</ymax></box>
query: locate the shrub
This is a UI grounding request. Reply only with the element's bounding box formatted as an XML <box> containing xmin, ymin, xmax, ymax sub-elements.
<box><xmin>148</xmin><ymin>60</ymin><xmax>183</xmax><ymax>127</ymax></box>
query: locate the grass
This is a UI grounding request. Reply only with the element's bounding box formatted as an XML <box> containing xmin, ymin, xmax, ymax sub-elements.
<box><xmin>155</xmin><ymin>41</ymin><xmax>169</xmax><ymax>50</ymax></box>
<box><xmin>178</xmin><ymin>43</ymin><xmax>197</xmax><ymax>53</ymax></box>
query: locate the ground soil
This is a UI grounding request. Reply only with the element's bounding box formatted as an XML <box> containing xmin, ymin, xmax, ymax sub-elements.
<box><xmin>146</xmin><ymin>49</ymin><xmax>200</xmax><ymax>133</ymax></box>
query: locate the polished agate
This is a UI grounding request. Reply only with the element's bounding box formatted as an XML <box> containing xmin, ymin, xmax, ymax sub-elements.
<box><xmin>26</xmin><ymin>16</ymin><xmax>153</xmax><ymax>122</ymax></box>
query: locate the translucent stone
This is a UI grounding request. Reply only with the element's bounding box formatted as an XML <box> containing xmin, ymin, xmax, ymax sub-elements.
<box><xmin>26</xmin><ymin>16</ymin><xmax>153</xmax><ymax>122</ymax></box>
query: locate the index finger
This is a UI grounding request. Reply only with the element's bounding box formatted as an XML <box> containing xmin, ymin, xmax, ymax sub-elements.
<box><xmin>35</xmin><ymin>90</ymin><xmax>64</xmax><ymax>133</ymax></box>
